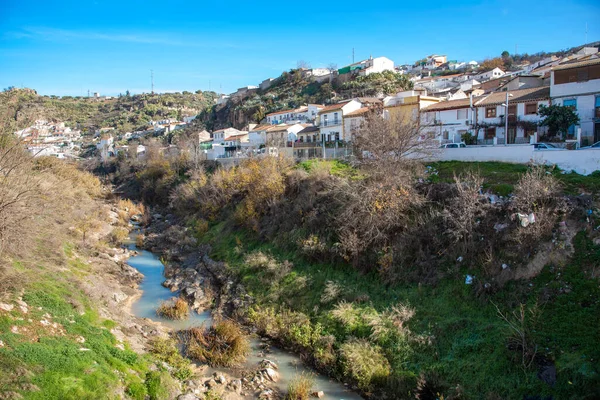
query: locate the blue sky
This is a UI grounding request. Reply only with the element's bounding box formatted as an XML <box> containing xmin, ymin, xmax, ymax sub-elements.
<box><xmin>1</xmin><ymin>0</ymin><xmax>598</xmax><ymax>96</ymax></box>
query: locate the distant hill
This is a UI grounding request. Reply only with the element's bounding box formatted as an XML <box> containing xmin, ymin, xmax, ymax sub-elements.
<box><xmin>0</xmin><ymin>87</ymin><xmax>217</xmax><ymax>134</ymax></box>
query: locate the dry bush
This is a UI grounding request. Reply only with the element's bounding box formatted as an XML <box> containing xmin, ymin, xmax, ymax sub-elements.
<box><xmin>339</xmin><ymin>338</ymin><xmax>391</xmax><ymax>390</ymax></box>
<box><xmin>513</xmin><ymin>164</ymin><xmax>561</xmax><ymax>213</ymax></box>
<box><xmin>443</xmin><ymin>171</ymin><xmax>488</xmax><ymax>250</ymax></box>
<box><xmin>495</xmin><ymin>302</ymin><xmax>540</xmax><ymax>373</ymax></box>
<box><xmin>285</xmin><ymin>372</ymin><xmax>314</xmax><ymax>400</ymax></box>
<box><xmin>369</xmin><ymin>303</ymin><xmax>415</xmax><ymax>342</ymax></box>
<box><xmin>512</xmin><ymin>165</ymin><xmax>564</xmax><ymax>248</ymax></box>
<box><xmin>334</xmin><ymin>172</ymin><xmax>424</xmax><ymax>268</ymax></box>
<box><xmin>184</xmin><ymin>319</ymin><xmax>250</xmax><ymax>367</ymax></box>
<box><xmin>330</xmin><ymin>301</ymin><xmax>361</xmax><ymax>327</ymax></box>
<box><xmin>320</xmin><ymin>280</ymin><xmax>342</xmax><ymax>304</ymax></box>
<box><xmin>244</xmin><ymin>251</ymin><xmax>292</xmax><ymax>279</ymax></box>
<box><xmin>109</xmin><ymin>227</ymin><xmax>129</xmax><ymax>245</ymax></box>
<box><xmin>156</xmin><ymin>297</ymin><xmax>190</xmax><ymax>320</ymax></box>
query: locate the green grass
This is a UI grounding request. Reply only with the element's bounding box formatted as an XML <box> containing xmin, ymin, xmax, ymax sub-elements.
<box><xmin>202</xmin><ymin>219</ymin><xmax>600</xmax><ymax>399</ymax></box>
<box><xmin>298</xmin><ymin>159</ymin><xmax>363</xmax><ymax>179</ymax></box>
<box><xmin>429</xmin><ymin>161</ymin><xmax>600</xmax><ymax>196</ymax></box>
<box><xmin>0</xmin><ymin>249</ymin><xmax>189</xmax><ymax>399</ymax></box>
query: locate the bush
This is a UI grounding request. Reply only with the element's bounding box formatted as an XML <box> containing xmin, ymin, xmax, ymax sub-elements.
<box><xmin>184</xmin><ymin>320</ymin><xmax>250</xmax><ymax>367</ymax></box>
<box><xmin>109</xmin><ymin>227</ymin><xmax>129</xmax><ymax>245</ymax></box>
<box><xmin>156</xmin><ymin>298</ymin><xmax>189</xmax><ymax>320</ymax></box>
<box><xmin>339</xmin><ymin>338</ymin><xmax>391</xmax><ymax>390</ymax></box>
<box><xmin>148</xmin><ymin>337</ymin><xmax>192</xmax><ymax>381</ymax></box>
<box><xmin>285</xmin><ymin>372</ymin><xmax>314</xmax><ymax>400</ymax></box>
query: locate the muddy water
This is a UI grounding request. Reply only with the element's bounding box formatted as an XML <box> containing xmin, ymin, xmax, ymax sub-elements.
<box><xmin>126</xmin><ymin>231</ymin><xmax>363</xmax><ymax>400</ymax></box>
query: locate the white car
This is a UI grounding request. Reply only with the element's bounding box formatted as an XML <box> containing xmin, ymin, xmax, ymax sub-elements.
<box><xmin>440</xmin><ymin>142</ymin><xmax>466</xmax><ymax>149</ymax></box>
<box><xmin>580</xmin><ymin>141</ymin><xmax>600</xmax><ymax>149</ymax></box>
<box><xmin>533</xmin><ymin>143</ymin><xmax>563</xmax><ymax>150</ymax></box>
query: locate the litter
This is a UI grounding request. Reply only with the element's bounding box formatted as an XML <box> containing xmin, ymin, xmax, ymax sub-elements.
<box><xmin>456</xmin><ymin>256</ymin><xmax>463</xmax><ymax>262</ymax></box>
<box><xmin>518</xmin><ymin>213</ymin><xmax>536</xmax><ymax>227</ymax></box>
<box><xmin>502</xmin><ymin>263</ymin><xmax>509</xmax><ymax>270</ymax></box>
<box><xmin>465</xmin><ymin>275</ymin><xmax>473</xmax><ymax>285</ymax></box>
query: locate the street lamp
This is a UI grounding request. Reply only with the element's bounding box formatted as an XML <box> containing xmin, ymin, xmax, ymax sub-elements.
<box><xmin>501</xmin><ymin>92</ymin><xmax>514</xmax><ymax>144</ymax></box>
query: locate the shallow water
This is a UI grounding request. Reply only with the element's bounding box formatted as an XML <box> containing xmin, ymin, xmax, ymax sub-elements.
<box><xmin>126</xmin><ymin>229</ymin><xmax>363</xmax><ymax>399</ymax></box>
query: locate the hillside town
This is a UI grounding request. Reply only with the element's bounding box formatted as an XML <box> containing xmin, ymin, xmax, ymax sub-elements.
<box><xmin>13</xmin><ymin>45</ymin><xmax>600</xmax><ymax>174</ymax></box>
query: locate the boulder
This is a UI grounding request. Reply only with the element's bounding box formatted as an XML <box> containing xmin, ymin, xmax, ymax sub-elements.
<box><xmin>312</xmin><ymin>391</ymin><xmax>325</xmax><ymax>398</ymax></box>
<box><xmin>262</xmin><ymin>368</ymin><xmax>279</xmax><ymax>382</ymax></box>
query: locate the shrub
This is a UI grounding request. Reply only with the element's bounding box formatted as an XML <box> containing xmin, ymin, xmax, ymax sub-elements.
<box><xmin>156</xmin><ymin>298</ymin><xmax>189</xmax><ymax>320</ymax></box>
<box><xmin>320</xmin><ymin>280</ymin><xmax>342</xmax><ymax>304</ymax></box>
<box><xmin>148</xmin><ymin>337</ymin><xmax>192</xmax><ymax>381</ymax></box>
<box><xmin>285</xmin><ymin>372</ymin><xmax>314</xmax><ymax>400</ymax></box>
<box><xmin>339</xmin><ymin>339</ymin><xmax>391</xmax><ymax>390</ymax></box>
<box><xmin>513</xmin><ymin>164</ymin><xmax>561</xmax><ymax>213</ymax></box>
<box><xmin>184</xmin><ymin>320</ymin><xmax>250</xmax><ymax>367</ymax></box>
<box><xmin>109</xmin><ymin>227</ymin><xmax>129</xmax><ymax>245</ymax></box>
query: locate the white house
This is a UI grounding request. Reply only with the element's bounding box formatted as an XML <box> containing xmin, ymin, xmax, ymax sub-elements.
<box><xmin>212</xmin><ymin>128</ymin><xmax>244</xmax><ymax>145</ymax></box>
<box><xmin>550</xmin><ymin>58</ymin><xmax>600</xmax><ymax>144</ymax></box>
<box><xmin>338</xmin><ymin>56</ymin><xmax>395</xmax><ymax>79</ymax></box>
<box><xmin>421</xmin><ymin>86</ymin><xmax>550</xmax><ymax>145</ymax></box>
<box><xmin>264</xmin><ymin>124</ymin><xmax>306</xmax><ymax>147</ymax></box>
<box><xmin>472</xmin><ymin>67</ymin><xmax>505</xmax><ymax>82</ymax></box>
<box><xmin>317</xmin><ymin>100</ymin><xmax>363</xmax><ymax>142</ymax></box>
<box><xmin>266</xmin><ymin>105</ymin><xmax>323</xmax><ymax>125</ymax></box>
<box><xmin>343</xmin><ymin>107</ymin><xmax>372</xmax><ymax>141</ymax></box>
<box><xmin>248</xmin><ymin>124</ymin><xmax>273</xmax><ymax>147</ymax></box>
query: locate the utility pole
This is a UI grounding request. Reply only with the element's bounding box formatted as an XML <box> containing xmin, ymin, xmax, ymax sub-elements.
<box><xmin>585</xmin><ymin>22</ymin><xmax>588</xmax><ymax>44</ymax></box>
<box><xmin>87</xmin><ymin>89</ymin><xmax>90</xmax><ymax>98</ymax></box>
<box><xmin>151</xmin><ymin>70</ymin><xmax>154</xmax><ymax>94</ymax></box>
<box><xmin>515</xmin><ymin>44</ymin><xmax>518</xmax><ymax>56</ymax></box>
<box><xmin>352</xmin><ymin>47</ymin><xmax>355</xmax><ymax>63</ymax></box>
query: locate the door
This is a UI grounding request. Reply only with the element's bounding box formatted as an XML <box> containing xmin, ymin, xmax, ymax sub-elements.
<box><xmin>595</xmin><ymin>123</ymin><xmax>600</xmax><ymax>143</ymax></box>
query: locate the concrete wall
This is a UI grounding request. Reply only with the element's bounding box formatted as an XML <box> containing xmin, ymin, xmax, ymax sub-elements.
<box><xmin>430</xmin><ymin>145</ymin><xmax>600</xmax><ymax>175</ymax></box>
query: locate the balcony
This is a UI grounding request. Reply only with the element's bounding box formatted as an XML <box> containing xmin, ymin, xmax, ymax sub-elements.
<box><xmin>320</xmin><ymin>120</ymin><xmax>341</xmax><ymax>127</ymax></box>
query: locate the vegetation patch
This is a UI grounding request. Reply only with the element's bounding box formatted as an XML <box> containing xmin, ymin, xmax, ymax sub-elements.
<box><xmin>183</xmin><ymin>320</ymin><xmax>250</xmax><ymax>367</ymax></box>
<box><xmin>285</xmin><ymin>372</ymin><xmax>314</xmax><ymax>400</ymax></box>
<box><xmin>156</xmin><ymin>297</ymin><xmax>190</xmax><ymax>320</ymax></box>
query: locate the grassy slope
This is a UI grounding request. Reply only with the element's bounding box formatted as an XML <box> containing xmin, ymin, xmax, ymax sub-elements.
<box><xmin>200</xmin><ymin>161</ymin><xmax>600</xmax><ymax>399</ymax></box>
<box><xmin>0</xmin><ymin>245</ymin><xmax>150</xmax><ymax>400</ymax></box>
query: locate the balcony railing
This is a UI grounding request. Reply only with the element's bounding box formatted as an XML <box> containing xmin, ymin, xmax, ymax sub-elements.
<box><xmin>320</xmin><ymin>120</ymin><xmax>341</xmax><ymax>127</ymax></box>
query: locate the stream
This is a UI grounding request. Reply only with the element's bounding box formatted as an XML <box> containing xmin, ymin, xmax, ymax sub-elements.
<box><xmin>125</xmin><ymin>230</ymin><xmax>363</xmax><ymax>400</ymax></box>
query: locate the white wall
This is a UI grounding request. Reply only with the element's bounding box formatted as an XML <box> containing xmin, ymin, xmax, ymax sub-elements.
<box><xmin>429</xmin><ymin>145</ymin><xmax>600</xmax><ymax>175</ymax></box>
<box><xmin>551</xmin><ymin>77</ymin><xmax>600</xmax><ymax>98</ymax></box>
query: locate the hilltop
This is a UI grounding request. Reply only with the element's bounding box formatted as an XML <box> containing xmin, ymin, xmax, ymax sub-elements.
<box><xmin>0</xmin><ymin>87</ymin><xmax>217</xmax><ymax>134</ymax></box>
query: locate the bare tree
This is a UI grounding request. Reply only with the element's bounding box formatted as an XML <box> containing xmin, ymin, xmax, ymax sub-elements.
<box><xmin>297</xmin><ymin>60</ymin><xmax>311</xmax><ymax>69</ymax></box>
<box><xmin>353</xmin><ymin>112</ymin><xmax>438</xmax><ymax>172</ymax></box>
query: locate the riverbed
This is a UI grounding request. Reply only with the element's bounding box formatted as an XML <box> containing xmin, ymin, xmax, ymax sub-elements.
<box><xmin>125</xmin><ymin>229</ymin><xmax>363</xmax><ymax>400</ymax></box>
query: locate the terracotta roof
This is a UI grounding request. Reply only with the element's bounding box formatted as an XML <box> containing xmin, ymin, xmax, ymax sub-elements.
<box><xmin>552</xmin><ymin>57</ymin><xmax>600</xmax><ymax>71</ymax></box>
<box><xmin>318</xmin><ymin>101</ymin><xmax>352</xmax><ymax>113</ymax></box>
<box><xmin>224</xmin><ymin>133</ymin><xmax>248</xmax><ymax>141</ymax></box>
<box><xmin>266</xmin><ymin>125</ymin><xmax>290</xmax><ymax>132</ymax></box>
<box><xmin>422</xmin><ymin>87</ymin><xmax>550</xmax><ymax>112</ymax></box>
<box><xmin>421</xmin><ymin>98</ymin><xmax>472</xmax><ymax>112</ymax></box>
<box><xmin>249</xmin><ymin>124</ymin><xmax>272</xmax><ymax>132</ymax></box>
<box><xmin>345</xmin><ymin>107</ymin><xmax>372</xmax><ymax>117</ymax></box>
<box><xmin>475</xmin><ymin>87</ymin><xmax>550</xmax><ymax>107</ymax></box>
<box><xmin>266</xmin><ymin>106</ymin><xmax>308</xmax><ymax>117</ymax></box>
<box><xmin>297</xmin><ymin>126</ymin><xmax>319</xmax><ymax>134</ymax></box>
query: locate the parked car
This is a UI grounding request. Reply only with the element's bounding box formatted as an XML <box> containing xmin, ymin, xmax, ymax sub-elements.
<box><xmin>440</xmin><ymin>142</ymin><xmax>467</xmax><ymax>148</ymax></box>
<box><xmin>533</xmin><ymin>143</ymin><xmax>562</xmax><ymax>150</ymax></box>
<box><xmin>580</xmin><ymin>141</ymin><xmax>600</xmax><ymax>149</ymax></box>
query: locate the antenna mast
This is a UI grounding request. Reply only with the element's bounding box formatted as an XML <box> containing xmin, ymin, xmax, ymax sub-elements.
<box><xmin>585</xmin><ymin>22</ymin><xmax>588</xmax><ymax>44</ymax></box>
<box><xmin>151</xmin><ymin>70</ymin><xmax>154</xmax><ymax>94</ymax></box>
<box><xmin>352</xmin><ymin>47</ymin><xmax>355</xmax><ymax>63</ymax></box>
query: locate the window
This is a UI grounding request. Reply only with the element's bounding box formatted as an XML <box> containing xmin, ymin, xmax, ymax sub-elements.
<box><xmin>334</xmin><ymin>112</ymin><xmax>339</xmax><ymax>124</ymax></box>
<box><xmin>457</xmin><ymin>109</ymin><xmax>468</xmax><ymax>119</ymax></box>
<box><xmin>486</xmin><ymin>107</ymin><xmax>496</xmax><ymax>118</ymax></box>
<box><xmin>563</xmin><ymin>99</ymin><xmax>577</xmax><ymax>110</ymax></box>
<box><xmin>525</xmin><ymin>103</ymin><xmax>538</xmax><ymax>115</ymax></box>
<box><xmin>485</xmin><ymin>127</ymin><xmax>496</xmax><ymax>139</ymax></box>
<box><xmin>595</xmin><ymin>96</ymin><xmax>600</xmax><ymax>119</ymax></box>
